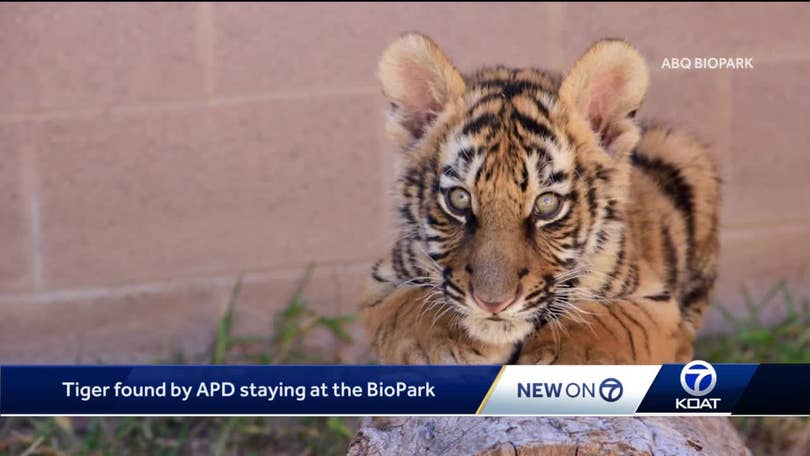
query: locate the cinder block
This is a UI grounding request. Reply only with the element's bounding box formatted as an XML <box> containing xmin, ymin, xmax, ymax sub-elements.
<box><xmin>0</xmin><ymin>3</ymin><xmax>206</xmax><ymax>114</ymax></box>
<box><xmin>704</xmin><ymin>224</ymin><xmax>810</xmax><ymax>333</ymax></box>
<box><xmin>0</xmin><ymin>123</ymin><xmax>32</xmax><ymax>292</ymax></box>
<box><xmin>642</xmin><ymin>69</ymin><xmax>727</xmax><ymax>157</ymax></box>
<box><xmin>0</xmin><ymin>283</ymin><xmax>222</xmax><ymax>363</ymax></box>
<box><xmin>35</xmin><ymin>95</ymin><xmax>388</xmax><ymax>289</ymax></box>
<box><xmin>723</xmin><ymin>61</ymin><xmax>810</xmax><ymax>228</ymax></box>
<box><xmin>213</xmin><ymin>3</ymin><xmax>555</xmax><ymax>95</ymax></box>
<box><xmin>559</xmin><ymin>3</ymin><xmax>810</xmax><ymax>67</ymax></box>
<box><xmin>220</xmin><ymin>263</ymin><xmax>373</xmax><ymax>363</ymax></box>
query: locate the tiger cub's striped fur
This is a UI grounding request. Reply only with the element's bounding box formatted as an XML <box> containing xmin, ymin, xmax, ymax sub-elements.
<box><xmin>360</xmin><ymin>33</ymin><xmax>720</xmax><ymax>364</ymax></box>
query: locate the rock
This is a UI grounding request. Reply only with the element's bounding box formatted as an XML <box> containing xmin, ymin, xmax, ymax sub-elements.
<box><xmin>347</xmin><ymin>416</ymin><xmax>750</xmax><ymax>456</ymax></box>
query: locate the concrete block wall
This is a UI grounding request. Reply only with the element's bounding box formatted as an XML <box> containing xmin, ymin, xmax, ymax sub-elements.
<box><xmin>1</xmin><ymin>3</ymin><xmax>808</xmax><ymax>362</ymax></box>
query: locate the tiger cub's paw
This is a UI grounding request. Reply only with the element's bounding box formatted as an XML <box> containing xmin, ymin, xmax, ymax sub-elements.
<box><xmin>385</xmin><ymin>337</ymin><xmax>511</xmax><ymax>365</ymax></box>
<box><xmin>517</xmin><ymin>329</ymin><xmax>635</xmax><ymax>365</ymax></box>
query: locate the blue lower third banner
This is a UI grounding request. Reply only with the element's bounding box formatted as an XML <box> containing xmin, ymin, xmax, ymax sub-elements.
<box><xmin>0</xmin><ymin>363</ymin><xmax>807</xmax><ymax>416</ymax></box>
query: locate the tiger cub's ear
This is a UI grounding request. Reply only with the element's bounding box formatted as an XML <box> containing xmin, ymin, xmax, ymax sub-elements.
<box><xmin>559</xmin><ymin>39</ymin><xmax>649</xmax><ymax>157</ymax></box>
<box><xmin>378</xmin><ymin>32</ymin><xmax>466</xmax><ymax>149</ymax></box>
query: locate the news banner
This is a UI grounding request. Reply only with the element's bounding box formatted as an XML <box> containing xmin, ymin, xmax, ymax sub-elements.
<box><xmin>0</xmin><ymin>362</ymin><xmax>807</xmax><ymax>416</ymax></box>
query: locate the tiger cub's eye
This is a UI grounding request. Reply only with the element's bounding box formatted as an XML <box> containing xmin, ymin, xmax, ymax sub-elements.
<box><xmin>534</xmin><ymin>192</ymin><xmax>562</xmax><ymax>219</ymax></box>
<box><xmin>445</xmin><ymin>187</ymin><xmax>472</xmax><ymax>215</ymax></box>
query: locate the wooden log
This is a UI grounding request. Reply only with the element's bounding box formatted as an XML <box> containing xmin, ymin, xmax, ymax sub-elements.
<box><xmin>348</xmin><ymin>416</ymin><xmax>750</xmax><ymax>455</ymax></box>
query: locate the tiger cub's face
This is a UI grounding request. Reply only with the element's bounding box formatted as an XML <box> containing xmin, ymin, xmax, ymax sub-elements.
<box><xmin>378</xmin><ymin>34</ymin><xmax>649</xmax><ymax>345</ymax></box>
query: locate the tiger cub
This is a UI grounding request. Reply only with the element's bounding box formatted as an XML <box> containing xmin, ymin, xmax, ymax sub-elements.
<box><xmin>360</xmin><ymin>33</ymin><xmax>720</xmax><ymax>365</ymax></box>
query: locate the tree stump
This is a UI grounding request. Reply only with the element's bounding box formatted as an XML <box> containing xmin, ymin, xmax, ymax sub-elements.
<box><xmin>348</xmin><ymin>416</ymin><xmax>750</xmax><ymax>455</ymax></box>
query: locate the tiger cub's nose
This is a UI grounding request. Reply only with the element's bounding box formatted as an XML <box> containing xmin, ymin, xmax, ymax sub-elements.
<box><xmin>472</xmin><ymin>290</ymin><xmax>517</xmax><ymax>314</ymax></box>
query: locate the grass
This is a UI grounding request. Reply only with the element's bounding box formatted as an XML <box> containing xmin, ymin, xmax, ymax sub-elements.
<box><xmin>696</xmin><ymin>280</ymin><xmax>809</xmax><ymax>364</ymax></box>
<box><xmin>0</xmin><ymin>277</ymin><xmax>806</xmax><ymax>455</ymax></box>
<box><xmin>695</xmin><ymin>280</ymin><xmax>810</xmax><ymax>456</ymax></box>
<box><xmin>0</xmin><ymin>267</ymin><xmax>358</xmax><ymax>456</ymax></box>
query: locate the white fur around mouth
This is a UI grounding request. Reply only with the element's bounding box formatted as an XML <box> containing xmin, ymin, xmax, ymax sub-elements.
<box><xmin>461</xmin><ymin>313</ymin><xmax>534</xmax><ymax>346</ymax></box>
